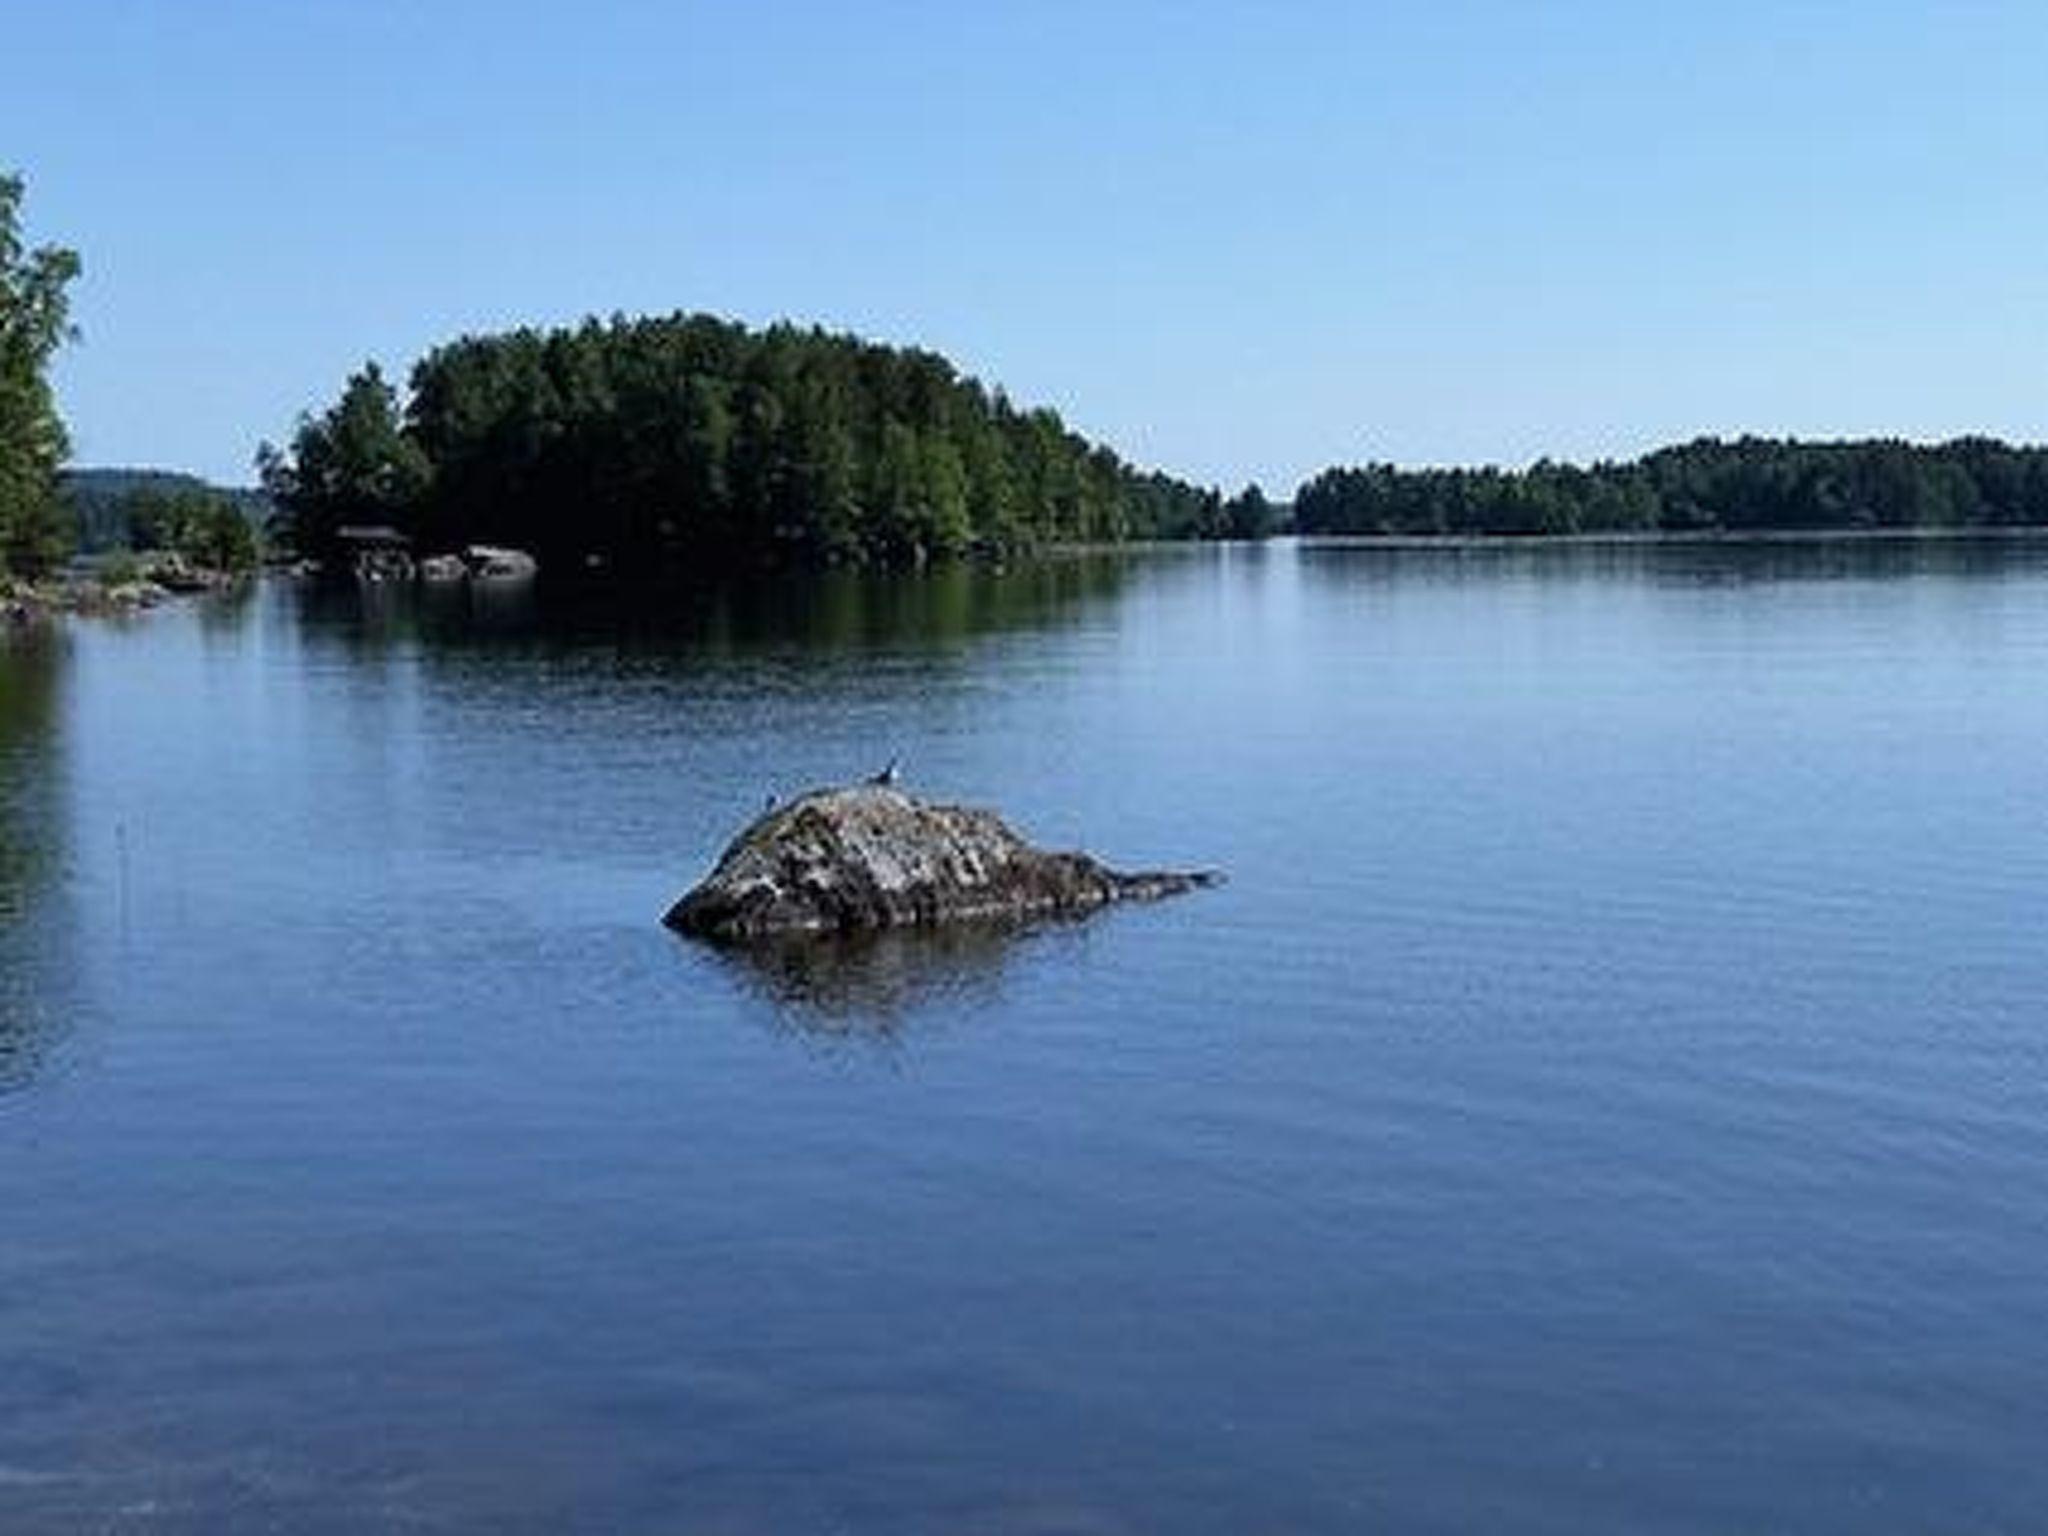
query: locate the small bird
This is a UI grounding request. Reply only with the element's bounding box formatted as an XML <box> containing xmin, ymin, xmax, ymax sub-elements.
<box><xmin>869</xmin><ymin>755</ymin><xmax>901</xmax><ymax>787</ymax></box>
<box><xmin>763</xmin><ymin>791</ymin><xmax>779</xmax><ymax>812</ymax></box>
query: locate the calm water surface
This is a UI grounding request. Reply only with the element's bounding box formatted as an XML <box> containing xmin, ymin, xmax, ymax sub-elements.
<box><xmin>4</xmin><ymin>539</ymin><xmax>2047</xmax><ymax>1533</ymax></box>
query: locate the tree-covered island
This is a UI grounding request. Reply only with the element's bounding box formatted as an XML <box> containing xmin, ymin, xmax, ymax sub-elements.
<box><xmin>260</xmin><ymin>315</ymin><xmax>1257</xmax><ymax>573</ymax></box>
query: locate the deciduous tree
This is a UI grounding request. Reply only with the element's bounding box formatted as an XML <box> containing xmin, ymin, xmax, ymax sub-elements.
<box><xmin>0</xmin><ymin>174</ymin><xmax>80</xmax><ymax>578</ymax></box>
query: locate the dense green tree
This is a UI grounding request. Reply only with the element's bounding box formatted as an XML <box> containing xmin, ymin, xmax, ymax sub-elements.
<box><xmin>870</xmin><ymin>420</ymin><xmax>929</xmax><ymax>559</ymax></box>
<box><xmin>681</xmin><ymin>373</ymin><xmax>737</xmax><ymax>551</ymax></box>
<box><xmin>61</xmin><ymin>469</ymin><xmax>269</xmax><ymax>553</ymax></box>
<box><xmin>962</xmin><ymin>421</ymin><xmax>1023</xmax><ymax>549</ymax></box>
<box><xmin>1223</xmin><ymin>483</ymin><xmax>1275</xmax><ymax>540</ymax></box>
<box><xmin>921</xmin><ymin>437</ymin><xmax>973</xmax><ymax>556</ymax></box>
<box><xmin>782</xmin><ymin>381</ymin><xmax>862</xmax><ymax>562</ymax></box>
<box><xmin>0</xmin><ymin>174</ymin><xmax>81</xmax><ymax>579</ymax></box>
<box><xmin>269</xmin><ymin>312</ymin><xmax>1218</xmax><ymax>572</ymax></box>
<box><xmin>258</xmin><ymin>362</ymin><xmax>428</xmax><ymax>558</ymax></box>
<box><xmin>1295</xmin><ymin>437</ymin><xmax>2048</xmax><ymax>538</ymax></box>
<box><xmin>126</xmin><ymin>484</ymin><xmax>257</xmax><ymax>572</ymax></box>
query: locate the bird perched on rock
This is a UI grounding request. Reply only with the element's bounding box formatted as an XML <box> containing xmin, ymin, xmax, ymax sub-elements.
<box><xmin>869</xmin><ymin>755</ymin><xmax>901</xmax><ymax>787</ymax></box>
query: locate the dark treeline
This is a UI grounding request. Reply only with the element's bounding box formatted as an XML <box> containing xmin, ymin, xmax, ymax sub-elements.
<box><xmin>1295</xmin><ymin>437</ymin><xmax>2048</xmax><ymax>538</ymax></box>
<box><xmin>264</xmin><ymin>314</ymin><xmax>1261</xmax><ymax>570</ymax></box>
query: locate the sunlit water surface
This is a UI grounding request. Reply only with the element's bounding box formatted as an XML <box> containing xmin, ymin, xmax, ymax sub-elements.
<box><xmin>4</xmin><ymin>539</ymin><xmax>2047</xmax><ymax>1534</ymax></box>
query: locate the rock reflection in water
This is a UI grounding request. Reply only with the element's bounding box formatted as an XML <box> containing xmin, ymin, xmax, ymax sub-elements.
<box><xmin>709</xmin><ymin>918</ymin><xmax>1054</xmax><ymax>1043</ymax></box>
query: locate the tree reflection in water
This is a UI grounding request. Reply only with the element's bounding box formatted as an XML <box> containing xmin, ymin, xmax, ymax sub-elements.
<box><xmin>0</xmin><ymin>629</ymin><xmax>66</xmax><ymax>1093</ymax></box>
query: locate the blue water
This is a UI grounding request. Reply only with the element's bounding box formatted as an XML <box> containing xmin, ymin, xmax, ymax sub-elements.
<box><xmin>4</xmin><ymin>539</ymin><xmax>2048</xmax><ymax>1533</ymax></box>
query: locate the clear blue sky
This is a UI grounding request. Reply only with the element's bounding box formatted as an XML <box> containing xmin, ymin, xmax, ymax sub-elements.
<box><xmin>10</xmin><ymin>1</ymin><xmax>2047</xmax><ymax>489</ymax></box>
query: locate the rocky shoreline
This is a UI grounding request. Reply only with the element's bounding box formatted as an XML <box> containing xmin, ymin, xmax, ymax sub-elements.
<box><xmin>2</xmin><ymin>558</ymin><xmax>247</xmax><ymax>626</ymax></box>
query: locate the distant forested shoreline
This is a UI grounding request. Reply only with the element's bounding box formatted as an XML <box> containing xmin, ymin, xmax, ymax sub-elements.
<box><xmin>11</xmin><ymin>153</ymin><xmax>2048</xmax><ymax>596</ymax></box>
<box><xmin>1295</xmin><ymin>438</ymin><xmax>2048</xmax><ymax>538</ymax></box>
<box><xmin>260</xmin><ymin>314</ymin><xmax>1273</xmax><ymax>573</ymax></box>
<box><xmin>262</xmin><ymin>301</ymin><xmax>2048</xmax><ymax>574</ymax></box>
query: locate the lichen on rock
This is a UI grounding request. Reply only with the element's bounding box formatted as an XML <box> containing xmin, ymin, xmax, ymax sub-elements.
<box><xmin>665</xmin><ymin>783</ymin><xmax>1217</xmax><ymax>942</ymax></box>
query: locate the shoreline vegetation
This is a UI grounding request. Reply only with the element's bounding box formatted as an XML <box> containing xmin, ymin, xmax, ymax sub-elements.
<box><xmin>256</xmin><ymin>312</ymin><xmax>1267</xmax><ymax>575</ymax></box>
<box><xmin>1</xmin><ymin>473</ymin><xmax>258</xmax><ymax>626</ymax></box>
<box><xmin>254</xmin><ymin>305</ymin><xmax>2048</xmax><ymax>583</ymax></box>
<box><xmin>11</xmin><ymin>170</ymin><xmax>2048</xmax><ymax>629</ymax></box>
<box><xmin>1295</xmin><ymin>437</ymin><xmax>2048</xmax><ymax>538</ymax></box>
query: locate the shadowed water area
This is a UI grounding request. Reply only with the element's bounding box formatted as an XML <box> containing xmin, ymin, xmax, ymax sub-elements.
<box><xmin>4</xmin><ymin>539</ymin><xmax>2048</xmax><ymax>1533</ymax></box>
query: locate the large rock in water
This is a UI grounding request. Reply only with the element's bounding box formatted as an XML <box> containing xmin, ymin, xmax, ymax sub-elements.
<box><xmin>665</xmin><ymin>783</ymin><xmax>1218</xmax><ymax>941</ymax></box>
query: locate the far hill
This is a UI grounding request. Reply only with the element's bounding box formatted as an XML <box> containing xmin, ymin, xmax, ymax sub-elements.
<box><xmin>62</xmin><ymin>468</ymin><xmax>271</xmax><ymax>553</ymax></box>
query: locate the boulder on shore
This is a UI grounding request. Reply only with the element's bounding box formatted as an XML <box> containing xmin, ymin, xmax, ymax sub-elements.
<box><xmin>665</xmin><ymin>782</ymin><xmax>1218</xmax><ymax>942</ymax></box>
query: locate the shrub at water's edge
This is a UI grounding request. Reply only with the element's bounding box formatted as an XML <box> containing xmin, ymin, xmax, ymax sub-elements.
<box><xmin>259</xmin><ymin>315</ymin><xmax>1259</xmax><ymax>574</ymax></box>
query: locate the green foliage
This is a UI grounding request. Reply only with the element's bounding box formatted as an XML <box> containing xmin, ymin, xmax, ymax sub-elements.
<box><xmin>63</xmin><ymin>469</ymin><xmax>270</xmax><ymax>553</ymax></box>
<box><xmin>258</xmin><ymin>362</ymin><xmax>428</xmax><ymax>559</ymax></box>
<box><xmin>124</xmin><ymin>484</ymin><xmax>257</xmax><ymax>572</ymax></box>
<box><xmin>0</xmin><ymin>174</ymin><xmax>80</xmax><ymax>578</ymax></box>
<box><xmin>1294</xmin><ymin>437</ymin><xmax>2048</xmax><ymax>537</ymax></box>
<box><xmin>1223</xmin><ymin>483</ymin><xmax>1275</xmax><ymax>540</ymax></box>
<box><xmin>268</xmin><ymin>314</ymin><xmax>1217</xmax><ymax>570</ymax></box>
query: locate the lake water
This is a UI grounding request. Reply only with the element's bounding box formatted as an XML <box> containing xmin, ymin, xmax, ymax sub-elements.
<box><xmin>5</xmin><ymin>538</ymin><xmax>2048</xmax><ymax>1534</ymax></box>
